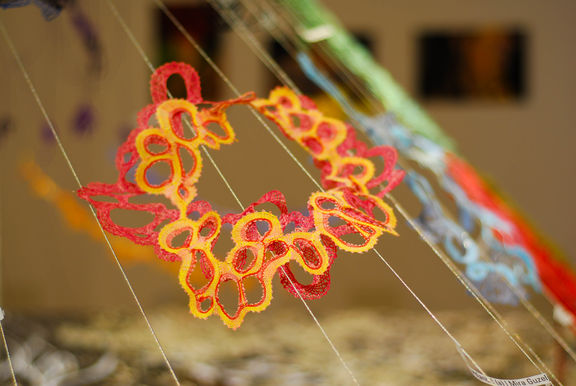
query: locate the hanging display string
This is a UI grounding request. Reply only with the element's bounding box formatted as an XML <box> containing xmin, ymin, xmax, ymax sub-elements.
<box><xmin>242</xmin><ymin>0</ymin><xmax>574</xmax><ymax>363</ymax></box>
<box><xmin>388</xmin><ymin>195</ymin><xmax>556</xmax><ymax>378</ymax></box>
<box><xmin>0</xmin><ymin>130</ymin><xmax>17</xmax><ymax>385</ymax></box>
<box><xmin>150</xmin><ymin>0</ymin><xmax>322</xmax><ymax>192</ymax></box>
<box><xmin>163</xmin><ymin>0</ymin><xmax>561</xmax><ymax>381</ymax></box>
<box><xmin>263</xmin><ymin>0</ymin><xmax>382</xmax><ymax>114</ymax></box>
<box><xmin>115</xmin><ymin>0</ymin><xmax>485</xmax><ymax>380</ymax></box>
<box><xmin>250</xmin><ymin>0</ymin><xmax>379</xmax><ymax>117</ymax></box>
<box><xmin>256</xmin><ymin>0</ymin><xmax>572</xmax><ymax>371</ymax></box>
<box><xmin>104</xmin><ymin>1</ymin><xmax>247</xmax><ymax>211</ymax></box>
<box><xmin>255</xmin><ymin>0</ymin><xmax>576</xmax><ymax>368</ymax></box>
<box><xmin>250</xmin><ymin>0</ymin><xmax>576</xmax><ymax>367</ymax></box>
<box><xmin>0</xmin><ymin>3</ymin><xmax>559</xmax><ymax>385</ymax></box>
<box><xmin>113</xmin><ymin>0</ymin><xmax>487</xmax><ymax>381</ymax></box>
<box><xmin>0</xmin><ymin>16</ymin><xmax>182</xmax><ymax>386</ymax></box>
<box><xmin>0</xmin><ymin>181</ymin><xmax>17</xmax><ymax>385</ymax></box>
<box><xmin>153</xmin><ymin>0</ymin><xmax>500</xmax><ymax>380</ymax></box>
<box><xmin>0</xmin><ymin>309</ymin><xmax>17</xmax><ymax>386</ymax></box>
<box><xmin>199</xmin><ymin>1</ymin><xmax>560</xmax><ymax>381</ymax></box>
<box><xmin>215</xmin><ymin>3</ymin><xmax>563</xmax><ymax>381</ymax></box>
<box><xmin>105</xmin><ymin>1</ymin><xmax>360</xmax><ymax>383</ymax></box>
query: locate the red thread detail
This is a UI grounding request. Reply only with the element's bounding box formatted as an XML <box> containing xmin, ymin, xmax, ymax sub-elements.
<box><xmin>150</xmin><ymin>62</ymin><xmax>202</xmax><ymax>104</ymax></box>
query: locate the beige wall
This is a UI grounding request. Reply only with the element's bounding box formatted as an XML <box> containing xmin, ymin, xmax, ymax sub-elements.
<box><xmin>0</xmin><ymin>0</ymin><xmax>573</xmax><ymax>319</ymax></box>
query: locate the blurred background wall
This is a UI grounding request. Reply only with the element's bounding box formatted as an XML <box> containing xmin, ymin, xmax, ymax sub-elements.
<box><xmin>0</xmin><ymin>0</ymin><xmax>574</xmax><ymax>319</ymax></box>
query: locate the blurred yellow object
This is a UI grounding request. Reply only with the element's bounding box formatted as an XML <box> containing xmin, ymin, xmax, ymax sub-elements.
<box><xmin>20</xmin><ymin>159</ymin><xmax>178</xmax><ymax>275</ymax></box>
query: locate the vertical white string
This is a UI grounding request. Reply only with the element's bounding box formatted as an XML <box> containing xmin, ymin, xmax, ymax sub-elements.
<box><xmin>0</xmin><ymin>312</ymin><xmax>17</xmax><ymax>386</ymax></box>
<box><xmin>150</xmin><ymin>0</ymin><xmax>500</xmax><ymax>381</ymax></box>
<box><xmin>388</xmin><ymin>194</ymin><xmax>555</xmax><ymax>379</ymax></box>
<box><xmin>261</xmin><ymin>0</ymin><xmax>576</xmax><ymax>369</ymax></box>
<box><xmin>152</xmin><ymin>0</ymin><xmax>323</xmax><ymax>192</ymax></box>
<box><xmin>261</xmin><ymin>1</ymin><xmax>569</xmax><ymax>376</ymax></box>
<box><xmin>0</xmin><ymin>171</ymin><xmax>17</xmax><ymax>386</ymax></box>
<box><xmin>0</xmin><ymin>41</ymin><xmax>16</xmax><ymax>383</ymax></box>
<box><xmin>184</xmin><ymin>1</ymin><xmax>563</xmax><ymax>382</ymax></box>
<box><xmin>0</xmin><ymin>16</ymin><xmax>181</xmax><ymax>386</ymax></box>
<box><xmin>106</xmin><ymin>1</ymin><xmax>360</xmax><ymax>383</ymax></box>
<box><xmin>210</xmin><ymin>1</ymin><xmax>568</xmax><ymax>380</ymax></box>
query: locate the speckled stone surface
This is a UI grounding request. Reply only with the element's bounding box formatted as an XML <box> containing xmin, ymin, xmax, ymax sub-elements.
<box><xmin>0</xmin><ymin>307</ymin><xmax>573</xmax><ymax>385</ymax></box>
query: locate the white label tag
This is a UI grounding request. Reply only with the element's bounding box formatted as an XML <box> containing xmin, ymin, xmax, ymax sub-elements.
<box><xmin>469</xmin><ymin>367</ymin><xmax>551</xmax><ymax>386</ymax></box>
<box><xmin>457</xmin><ymin>346</ymin><xmax>551</xmax><ymax>385</ymax></box>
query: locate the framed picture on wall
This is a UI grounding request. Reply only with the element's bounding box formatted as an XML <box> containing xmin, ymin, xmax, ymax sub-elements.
<box><xmin>156</xmin><ymin>4</ymin><xmax>224</xmax><ymax>100</ymax></box>
<box><xmin>418</xmin><ymin>28</ymin><xmax>527</xmax><ymax>102</ymax></box>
